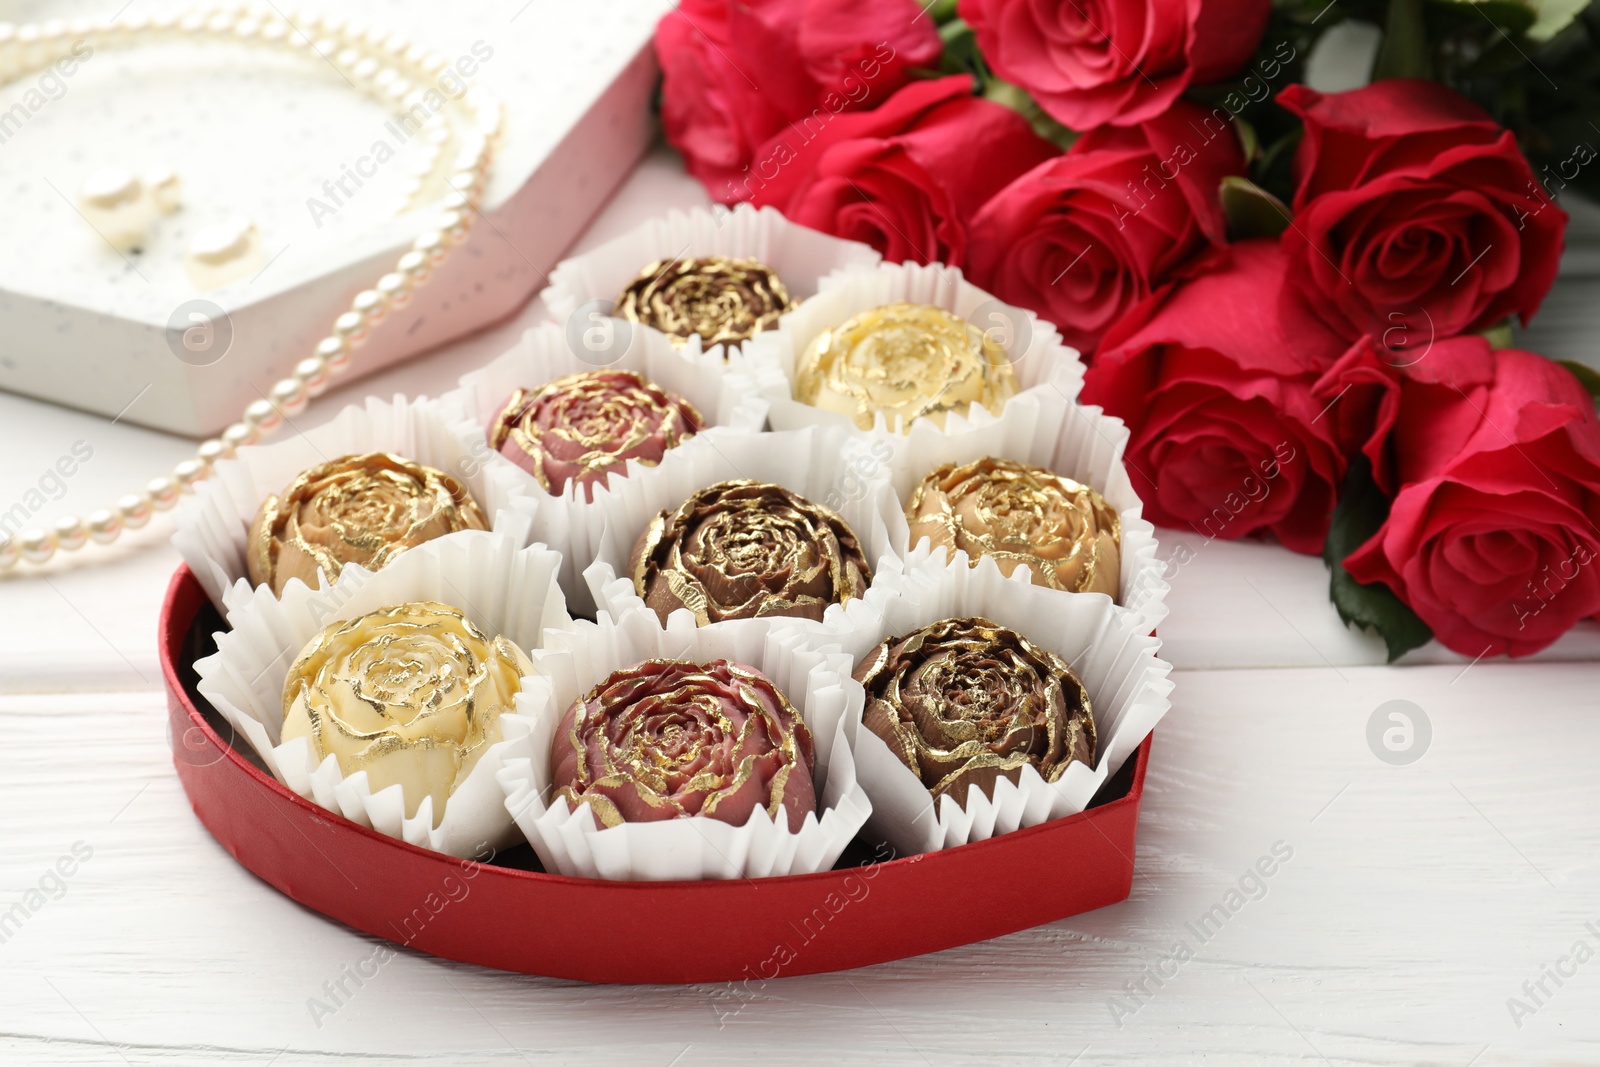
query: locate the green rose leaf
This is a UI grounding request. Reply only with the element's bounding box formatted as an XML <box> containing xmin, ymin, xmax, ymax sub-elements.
<box><xmin>1558</xmin><ymin>359</ymin><xmax>1600</xmax><ymax>404</ymax></box>
<box><xmin>1324</xmin><ymin>457</ymin><xmax>1434</xmax><ymax>662</ymax></box>
<box><xmin>1220</xmin><ymin>175</ymin><xmax>1291</xmax><ymax>240</ymax></box>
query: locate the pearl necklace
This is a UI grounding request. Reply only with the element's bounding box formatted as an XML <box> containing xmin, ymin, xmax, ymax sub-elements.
<box><xmin>0</xmin><ymin>6</ymin><xmax>501</xmax><ymax>571</ymax></box>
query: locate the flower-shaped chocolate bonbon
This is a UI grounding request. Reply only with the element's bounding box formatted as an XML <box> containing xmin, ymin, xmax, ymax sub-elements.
<box><xmin>629</xmin><ymin>480</ymin><xmax>872</xmax><ymax>625</ymax></box>
<box><xmin>281</xmin><ymin>601</ymin><xmax>533</xmax><ymax>825</ymax></box>
<box><xmin>552</xmin><ymin>658</ymin><xmax>817</xmax><ymax>831</ymax></box>
<box><xmin>617</xmin><ymin>255</ymin><xmax>792</xmax><ymax>349</ymax></box>
<box><xmin>795</xmin><ymin>302</ymin><xmax>1020</xmax><ymax>430</ymax></box>
<box><xmin>854</xmin><ymin>616</ymin><xmax>1095</xmax><ymax>801</ymax></box>
<box><xmin>488</xmin><ymin>369</ymin><xmax>704</xmax><ymax>498</ymax></box>
<box><xmin>906</xmin><ymin>456</ymin><xmax>1120</xmax><ymax>598</ymax></box>
<box><xmin>247</xmin><ymin>452</ymin><xmax>487</xmax><ymax>595</ymax></box>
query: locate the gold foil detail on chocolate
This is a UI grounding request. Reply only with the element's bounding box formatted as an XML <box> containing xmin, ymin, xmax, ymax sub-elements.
<box><xmin>853</xmin><ymin>616</ymin><xmax>1095</xmax><ymax>802</ymax></box>
<box><xmin>628</xmin><ymin>479</ymin><xmax>872</xmax><ymax>625</ymax></box>
<box><xmin>246</xmin><ymin>452</ymin><xmax>488</xmax><ymax>596</ymax></box>
<box><xmin>795</xmin><ymin>302</ymin><xmax>1020</xmax><ymax>431</ymax></box>
<box><xmin>487</xmin><ymin>369</ymin><xmax>704</xmax><ymax>497</ymax></box>
<box><xmin>617</xmin><ymin>255</ymin><xmax>792</xmax><ymax>349</ymax></box>
<box><xmin>906</xmin><ymin>456</ymin><xmax>1121</xmax><ymax>600</ymax></box>
<box><xmin>553</xmin><ymin>659</ymin><xmax>815</xmax><ymax>830</ymax></box>
<box><xmin>280</xmin><ymin>601</ymin><xmax>533</xmax><ymax>826</ymax></box>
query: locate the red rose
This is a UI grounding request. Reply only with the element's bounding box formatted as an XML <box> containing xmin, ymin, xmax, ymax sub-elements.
<box><xmin>1081</xmin><ymin>240</ymin><xmax>1347</xmax><ymax>553</ymax></box>
<box><xmin>958</xmin><ymin>0</ymin><xmax>1270</xmax><ymax>129</ymax></box>
<box><xmin>1277</xmin><ymin>80</ymin><xmax>1567</xmax><ymax>344</ymax></box>
<box><xmin>1310</xmin><ymin>335</ymin><xmax>1498</xmax><ymax>496</ymax></box>
<box><xmin>967</xmin><ymin>100</ymin><xmax>1245</xmax><ymax>353</ymax></box>
<box><xmin>743</xmin><ymin>76</ymin><xmax>1059</xmax><ymax>267</ymax></box>
<box><xmin>655</xmin><ymin>0</ymin><xmax>940</xmax><ymax>198</ymax></box>
<box><xmin>1344</xmin><ymin>344</ymin><xmax>1600</xmax><ymax>657</ymax></box>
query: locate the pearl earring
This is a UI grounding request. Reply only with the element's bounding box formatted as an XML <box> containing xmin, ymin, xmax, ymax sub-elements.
<box><xmin>77</xmin><ymin>167</ymin><xmax>182</xmax><ymax>251</ymax></box>
<box><xmin>185</xmin><ymin>216</ymin><xmax>264</xmax><ymax>290</ymax></box>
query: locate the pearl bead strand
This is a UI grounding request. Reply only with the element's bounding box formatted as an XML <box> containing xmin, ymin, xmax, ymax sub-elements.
<box><xmin>0</xmin><ymin>6</ymin><xmax>501</xmax><ymax>570</ymax></box>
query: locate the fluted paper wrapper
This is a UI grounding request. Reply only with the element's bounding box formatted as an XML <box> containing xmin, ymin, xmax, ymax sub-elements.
<box><xmin>542</xmin><ymin>202</ymin><xmax>881</xmax><ymax>357</ymax></box>
<box><xmin>173</xmin><ymin>394</ymin><xmax>532</xmax><ymax>616</ymax></box>
<box><xmin>435</xmin><ymin>320</ymin><xmax>781</xmax><ymax>615</ymax></box>
<box><xmin>192</xmin><ymin>532</ymin><xmax>571</xmax><ymax>859</ymax></box>
<box><xmin>582</xmin><ymin>427</ymin><xmax>901</xmax><ymax>635</ymax></box>
<box><xmin>750</xmin><ymin>262</ymin><xmax>1085</xmax><ymax>435</ymax></box>
<box><xmin>495</xmin><ymin>607</ymin><xmax>871</xmax><ymax>880</ymax></box>
<box><xmin>869</xmin><ymin>400</ymin><xmax>1169</xmax><ymax>634</ymax></box>
<box><xmin>816</xmin><ymin>554</ymin><xmax>1173</xmax><ymax>856</ymax></box>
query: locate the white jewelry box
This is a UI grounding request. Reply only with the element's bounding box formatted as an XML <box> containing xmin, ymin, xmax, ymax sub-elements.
<box><xmin>0</xmin><ymin>0</ymin><xmax>671</xmax><ymax>435</ymax></box>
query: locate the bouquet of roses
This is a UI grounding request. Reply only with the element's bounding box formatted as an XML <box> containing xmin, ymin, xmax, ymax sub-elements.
<box><xmin>653</xmin><ymin>0</ymin><xmax>1600</xmax><ymax>660</ymax></box>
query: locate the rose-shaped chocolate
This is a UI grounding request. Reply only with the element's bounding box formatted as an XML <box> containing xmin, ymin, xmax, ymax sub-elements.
<box><xmin>630</xmin><ymin>480</ymin><xmax>872</xmax><ymax>624</ymax></box>
<box><xmin>796</xmin><ymin>303</ymin><xmax>1020</xmax><ymax>431</ymax></box>
<box><xmin>958</xmin><ymin>0</ymin><xmax>1270</xmax><ymax>129</ymax></box>
<box><xmin>907</xmin><ymin>457</ymin><xmax>1121</xmax><ymax>599</ymax></box>
<box><xmin>247</xmin><ymin>453</ymin><xmax>488</xmax><ymax>596</ymax></box>
<box><xmin>488</xmin><ymin>370</ymin><xmax>704</xmax><ymax>499</ymax></box>
<box><xmin>281</xmin><ymin>601</ymin><xmax>533</xmax><ymax>824</ymax></box>
<box><xmin>552</xmin><ymin>658</ymin><xmax>817</xmax><ymax>831</ymax></box>
<box><xmin>1277</xmin><ymin>80</ymin><xmax>1567</xmax><ymax>344</ymax></box>
<box><xmin>617</xmin><ymin>256</ymin><xmax>792</xmax><ymax>349</ymax></box>
<box><xmin>967</xmin><ymin>100</ymin><xmax>1245</xmax><ymax>354</ymax></box>
<box><xmin>855</xmin><ymin>617</ymin><xmax>1095</xmax><ymax>801</ymax></box>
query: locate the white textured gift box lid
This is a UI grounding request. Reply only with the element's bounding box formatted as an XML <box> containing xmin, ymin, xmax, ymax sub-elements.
<box><xmin>0</xmin><ymin>0</ymin><xmax>672</xmax><ymax>436</ymax></box>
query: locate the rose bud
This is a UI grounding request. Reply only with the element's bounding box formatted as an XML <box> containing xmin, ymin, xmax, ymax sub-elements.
<box><xmin>488</xmin><ymin>370</ymin><xmax>705</xmax><ymax>500</ymax></box>
<box><xmin>552</xmin><ymin>658</ymin><xmax>817</xmax><ymax>831</ymax></box>
<box><xmin>854</xmin><ymin>617</ymin><xmax>1095</xmax><ymax>801</ymax></box>
<box><xmin>617</xmin><ymin>255</ymin><xmax>793</xmax><ymax>350</ymax></box>
<box><xmin>630</xmin><ymin>479</ymin><xmax>872</xmax><ymax>625</ymax></box>
<box><xmin>796</xmin><ymin>302</ymin><xmax>1020</xmax><ymax>431</ymax></box>
<box><xmin>247</xmin><ymin>452</ymin><xmax>488</xmax><ymax>596</ymax></box>
<box><xmin>906</xmin><ymin>457</ymin><xmax>1121</xmax><ymax>599</ymax></box>
<box><xmin>281</xmin><ymin>601</ymin><xmax>533</xmax><ymax>825</ymax></box>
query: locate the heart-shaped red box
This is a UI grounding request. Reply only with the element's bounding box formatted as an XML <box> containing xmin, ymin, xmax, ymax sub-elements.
<box><xmin>161</xmin><ymin>565</ymin><xmax>1151</xmax><ymax>984</ymax></box>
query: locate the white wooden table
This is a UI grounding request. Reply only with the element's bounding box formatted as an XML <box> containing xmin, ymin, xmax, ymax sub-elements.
<box><xmin>2</xmin><ymin>147</ymin><xmax>1597</xmax><ymax>1067</ymax></box>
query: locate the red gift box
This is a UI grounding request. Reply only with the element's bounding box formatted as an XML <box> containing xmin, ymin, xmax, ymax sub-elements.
<box><xmin>161</xmin><ymin>565</ymin><xmax>1151</xmax><ymax>984</ymax></box>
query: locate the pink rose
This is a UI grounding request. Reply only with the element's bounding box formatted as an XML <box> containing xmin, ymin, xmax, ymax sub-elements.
<box><xmin>958</xmin><ymin>0</ymin><xmax>1271</xmax><ymax>129</ymax></box>
<box><xmin>552</xmin><ymin>659</ymin><xmax>818</xmax><ymax>831</ymax></box>
<box><xmin>967</xmin><ymin>99</ymin><xmax>1245</xmax><ymax>353</ymax></box>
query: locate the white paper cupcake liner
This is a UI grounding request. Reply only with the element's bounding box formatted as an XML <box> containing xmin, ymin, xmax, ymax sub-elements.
<box><xmin>813</xmin><ymin>553</ymin><xmax>1173</xmax><ymax>857</ymax></box>
<box><xmin>541</xmin><ymin>202</ymin><xmax>882</xmax><ymax>358</ymax></box>
<box><xmin>864</xmin><ymin>400</ymin><xmax>1169</xmax><ymax>634</ymax></box>
<box><xmin>749</xmin><ymin>261</ymin><xmax>1086</xmax><ymax>436</ymax></box>
<box><xmin>192</xmin><ymin>531</ymin><xmax>572</xmax><ymax>859</ymax></box>
<box><xmin>434</xmin><ymin>320</ymin><xmax>784</xmax><ymax>616</ymax></box>
<box><xmin>581</xmin><ymin>426</ymin><xmax>902</xmax><ymax>636</ymax></box>
<box><xmin>495</xmin><ymin>606</ymin><xmax>871</xmax><ymax>880</ymax></box>
<box><xmin>173</xmin><ymin>394</ymin><xmax>537</xmax><ymax>617</ymax></box>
